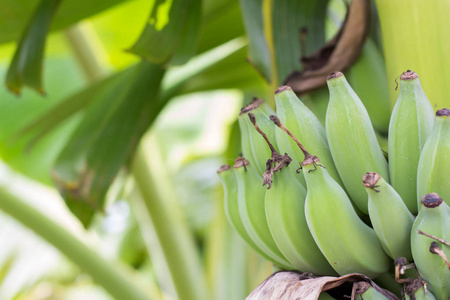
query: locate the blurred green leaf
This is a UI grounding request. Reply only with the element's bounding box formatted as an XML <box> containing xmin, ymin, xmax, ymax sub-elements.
<box><xmin>239</xmin><ymin>0</ymin><xmax>271</xmax><ymax>82</ymax></box>
<box><xmin>272</xmin><ymin>0</ymin><xmax>329</xmax><ymax>84</ymax></box>
<box><xmin>240</xmin><ymin>0</ymin><xmax>329</xmax><ymax>86</ymax></box>
<box><xmin>129</xmin><ymin>0</ymin><xmax>202</xmax><ymax>65</ymax></box>
<box><xmin>5</xmin><ymin>0</ymin><xmax>61</xmax><ymax>94</ymax></box>
<box><xmin>53</xmin><ymin>61</ymin><xmax>165</xmax><ymax>227</ymax></box>
<box><xmin>0</xmin><ymin>57</ymin><xmax>85</xmax><ymax>185</ymax></box>
<box><xmin>0</xmin><ymin>0</ymin><xmax>128</xmax><ymax>44</ymax></box>
<box><xmin>21</xmin><ymin>69</ymin><xmax>128</xmax><ymax>147</ymax></box>
<box><xmin>197</xmin><ymin>0</ymin><xmax>244</xmax><ymax>54</ymax></box>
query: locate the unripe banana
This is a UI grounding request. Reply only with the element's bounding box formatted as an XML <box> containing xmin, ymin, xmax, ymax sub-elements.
<box><xmin>233</xmin><ymin>157</ymin><xmax>293</xmax><ymax>269</ymax></box>
<box><xmin>238</xmin><ymin>98</ymin><xmax>276</xmax><ymax>178</ymax></box>
<box><xmin>326</xmin><ymin>71</ymin><xmax>389</xmax><ymax>214</ymax></box>
<box><xmin>363</xmin><ymin>172</ymin><xmax>414</xmax><ymax>260</ymax></box>
<box><xmin>217</xmin><ymin>164</ymin><xmax>280</xmax><ymax>265</ymax></box>
<box><xmin>404</xmin><ymin>279</ymin><xmax>437</xmax><ymax>300</ymax></box>
<box><xmin>411</xmin><ymin>193</ymin><xmax>450</xmax><ymax>299</ymax></box>
<box><xmin>417</xmin><ymin>108</ymin><xmax>450</xmax><ymax>208</ymax></box>
<box><xmin>388</xmin><ymin>71</ymin><xmax>435</xmax><ymax>214</ymax></box>
<box><xmin>273</xmin><ymin>86</ymin><xmax>342</xmax><ymax>188</ymax></box>
<box><xmin>271</xmin><ymin>116</ymin><xmax>390</xmax><ymax>278</ymax></box>
<box><xmin>353</xmin><ymin>282</ymin><xmax>392</xmax><ymax>300</ymax></box>
<box><xmin>246</xmin><ymin>113</ymin><xmax>337</xmax><ymax>275</ymax></box>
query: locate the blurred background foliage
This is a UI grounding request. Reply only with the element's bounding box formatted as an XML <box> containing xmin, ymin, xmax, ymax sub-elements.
<box><xmin>0</xmin><ymin>0</ymin><xmax>448</xmax><ymax>299</ymax></box>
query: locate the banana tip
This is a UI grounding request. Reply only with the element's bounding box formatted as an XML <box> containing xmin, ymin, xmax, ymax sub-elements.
<box><xmin>362</xmin><ymin>172</ymin><xmax>380</xmax><ymax>188</ymax></box>
<box><xmin>400</xmin><ymin>70</ymin><xmax>418</xmax><ymax>80</ymax></box>
<box><xmin>240</xmin><ymin>98</ymin><xmax>264</xmax><ymax>115</ymax></box>
<box><xmin>327</xmin><ymin>71</ymin><xmax>343</xmax><ymax>80</ymax></box>
<box><xmin>217</xmin><ymin>164</ymin><xmax>231</xmax><ymax>173</ymax></box>
<box><xmin>421</xmin><ymin>193</ymin><xmax>443</xmax><ymax>208</ymax></box>
<box><xmin>436</xmin><ymin>108</ymin><xmax>450</xmax><ymax>116</ymax></box>
<box><xmin>274</xmin><ymin>85</ymin><xmax>292</xmax><ymax>94</ymax></box>
<box><xmin>233</xmin><ymin>157</ymin><xmax>249</xmax><ymax>168</ymax></box>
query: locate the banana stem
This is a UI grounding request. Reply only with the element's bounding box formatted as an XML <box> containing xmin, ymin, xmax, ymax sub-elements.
<box><xmin>0</xmin><ymin>188</ymin><xmax>153</xmax><ymax>300</ymax></box>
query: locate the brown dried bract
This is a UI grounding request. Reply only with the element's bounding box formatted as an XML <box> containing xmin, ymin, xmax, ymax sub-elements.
<box><xmin>284</xmin><ymin>0</ymin><xmax>370</xmax><ymax>94</ymax></box>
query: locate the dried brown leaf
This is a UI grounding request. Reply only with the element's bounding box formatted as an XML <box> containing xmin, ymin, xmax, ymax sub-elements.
<box><xmin>285</xmin><ymin>0</ymin><xmax>370</xmax><ymax>94</ymax></box>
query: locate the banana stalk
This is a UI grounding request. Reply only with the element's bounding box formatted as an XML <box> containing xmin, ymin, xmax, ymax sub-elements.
<box><xmin>238</xmin><ymin>99</ymin><xmax>276</xmax><ymax>177</ymax></box>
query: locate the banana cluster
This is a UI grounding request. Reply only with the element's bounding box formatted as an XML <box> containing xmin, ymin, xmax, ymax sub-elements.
<box><xmin>217</xmin><ymin>71</ymin><xmax>450</xmax><ymax>299</ymax></box>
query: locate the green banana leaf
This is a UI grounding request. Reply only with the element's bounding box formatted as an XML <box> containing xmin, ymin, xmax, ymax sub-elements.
<box><xmin>239</xmin><ymin>0</ymin><xmax>328</xmax><ymax>87</ymax></box>
<box><xmin>52</xmin><ymin>61</ymin><xmax>165</xmax><ymax>227</ymax></box>
<box><xmin>0</xmin><ymin>0</ymin><xmax>128</xmax><ymax>45</ymax></box>
<box><xmin>197</xmin><ymin>0</ymin><xmax>244</xmax><ymax>54</ymax></box>
<box><xmin>0</xmin><ymin>58</ymin><xmax>85</xmax><ymax>185</ymax></box>
<box><xmin>129</xmin><ymin>0</ymin><xmax>202</xmax><ymax>65</ymax></box>
<box><xmin>5</xmin><ymin>0</ymin><xmax>61</xmax><ymax>94</ymax></box>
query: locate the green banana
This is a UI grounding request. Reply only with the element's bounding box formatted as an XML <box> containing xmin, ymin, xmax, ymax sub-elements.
<box><xmin>388</xmin><ymin>70</ymin><xmax>435</xmax><ymax>214</ymax></box>
<box><xmin>217</xmin><ymin>164</ymin><xmax>277</xmax><ymax>265</ymax></box>
<box><xmin>274</xmin><ymin>85</ymin><xmax>342</xmax><ymax>188</ymax></box>
<box><xmin>411</xmin><ymin>193</ymin><xmax>450</xmax><ymax>299</ymax></box>
<box><xmin>272</xmin><ymin>116</ymin><xmax>390</xmax><ymax>278</ymax></box>
<box><xmin>233</xmin><ymin>157</ymin><xmax>293</xmax><ymax>269</ymax></box>
<box><xmin>247</xmin><ymin>113</ymin><xmax>335</xmax><ymax>275</ymax></box>
<box><xmin>353</xmin><ymin>282</ymin><xmax>392</xmax><ymax>300</ymax></box>
<box><xmin>363</xmin><ymin>172</ymin><xmax>414</xmax><ymax>260</ymax></box>
<box><xmin>404</xmin><ymin>279</ymin><xmax>437</xmax><ymax>300</ymax></box>
<box><xmin>238</xmin><ymin>98</ymin><xmax>276</xmax><ymax>177</ymax></box>
<box><xmin>417</xmin><ymin>108</ymin><xmax>450</xmax><ymax>208</ymax></box>
<box><xmin>326</xmin><ymin>71</ymin><xmax>389</xmax><ymax>214</ymax></box>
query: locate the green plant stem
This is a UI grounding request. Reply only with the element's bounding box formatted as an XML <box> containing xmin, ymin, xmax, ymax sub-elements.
<box><xmin>132</xmin><ymin>137</ymin><xmax>209</xmax><ymax>300</ymax></box>
<box><xmin>0</xmin><ymin>188</ymin><xmax>153</xmax><ymax>300</ymax></box>
<box><xmin>64</xmin><ymin>23</ymin><xmax>107</xmax><ymax>82</ymax></box>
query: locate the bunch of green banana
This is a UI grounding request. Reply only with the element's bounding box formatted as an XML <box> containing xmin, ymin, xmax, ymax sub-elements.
<box><xmin>249</xmin><ymin>113</ymin><xmax>335</xmax><ymax>275</ymax></box>
<box><xmin>216</xmin><ymin>69</ymin><xmax>450</xmax><ymax>298</ymax></box>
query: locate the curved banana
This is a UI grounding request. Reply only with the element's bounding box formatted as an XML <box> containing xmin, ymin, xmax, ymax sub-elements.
<box><xmin>247</xmin><ymin>112</ymin><xmax>334</xmax><ymax>274</ymax></box>
<box><xmin>388</xmin><ymin>71</ymin><xmax>434</xmax><ymax>214</ymax></box>
<box><xmin>272</xmin><ymin>116</ymin><xmax>390</xmax><ymax>278</ymax></box>
<box><xmin>326</xmin><ymin>71</ymin><xmax>389</xmax><ymax>214</ymax></box>
<box><xmin>238</xmin><ymin>98</ymin><xmax>276</xmax><ymax>178</ymax></box>
<box><xmin>218</xmin><ymin>164</ymin><xmax>283</xmax><ymax>266</ymax></box>
<box><xmin>234</xmin><ymin>157</ymin><xmax>293</xmax><ymax>269</ymax></box>
<box><xmin>264</xmin><ymin>153</ymin><xmax>336</xmax><ymax>275</ymax></box>
<box><xmin>363</xmin><ymin>172</ymin><xmax>414</xmax><ymax>260</ymax></box>
<box><xmin>411</xmin><ymin>193</ymin><xmax>450</xmax><ymax>299</ymax></box>
<box><xmin>274</xmin><ymin>85</ymin><xmax>342</xmax><ymax>188</ymax></box>
<box><xmin>404</xmin><ymin>279</ymin><xmax>437</xmax><ymax>300</ymax></box>
<box><xmin>417</xmin><ymin>108</ymin><xmax>450</xmax><ymax>208</ymax></box>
